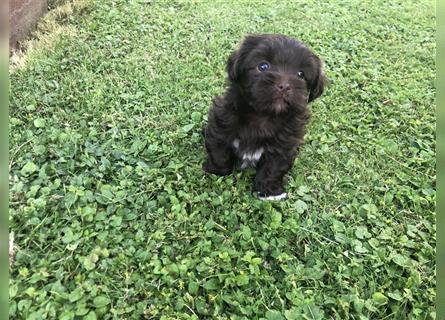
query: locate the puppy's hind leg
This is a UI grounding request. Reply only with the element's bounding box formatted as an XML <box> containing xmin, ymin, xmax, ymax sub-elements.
<box><xmin>203</xmin><ymin>129</ymin><xmax>235</xmax><ymax>176</ymax></box>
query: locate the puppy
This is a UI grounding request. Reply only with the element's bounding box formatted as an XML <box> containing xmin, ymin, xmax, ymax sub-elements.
<box><xmin>203</xmin><ymin>34</ymin><xmax>326</xmax><ymax>200</ymax></box>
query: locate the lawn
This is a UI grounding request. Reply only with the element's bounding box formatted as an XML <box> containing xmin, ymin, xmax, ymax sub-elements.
<box><xmin>9</xmin><ymin>0</ymin><xmax>436</xmax><ymax>319</ymax></box>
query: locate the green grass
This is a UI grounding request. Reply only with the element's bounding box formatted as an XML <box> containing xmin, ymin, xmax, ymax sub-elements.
<box><xmin>9</xmin><ymin>0</ymin><xmax>435</xmax><ymax>319</ymax></box>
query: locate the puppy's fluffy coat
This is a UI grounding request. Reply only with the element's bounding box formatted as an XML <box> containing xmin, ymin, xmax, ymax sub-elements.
<box><xmin>203</xmin><ymin>34</ymin><xmax>326</xmax><ymax>199</ymax></box>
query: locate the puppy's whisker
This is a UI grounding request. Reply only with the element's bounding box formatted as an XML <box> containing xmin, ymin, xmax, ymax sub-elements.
<box><xmin>263</xmin><ymin>78</ymin><xmax>276</xmax><ymax>85</ymax></box>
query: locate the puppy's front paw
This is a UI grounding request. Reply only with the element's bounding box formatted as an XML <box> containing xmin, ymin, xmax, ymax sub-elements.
<box><xmin>253</xmin><ymin>180</ymin><xmax>286</xmax><ymax>200</ymax></box>
<box><xmin>257</xmin><ymin>192</ymin><xmax>288</xmax><ymax>201</ymax></box>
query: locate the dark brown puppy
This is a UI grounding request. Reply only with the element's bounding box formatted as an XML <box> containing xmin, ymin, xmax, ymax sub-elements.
<box><xmin>203</xmin><ymin>34</ymin><xmax>326</xmax><ymax>200</ymax></box>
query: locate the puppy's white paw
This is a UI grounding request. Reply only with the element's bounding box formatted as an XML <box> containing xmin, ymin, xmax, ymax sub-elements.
<box><xmin>258</xmin><ymin>193</ymin><xmax>287</xmax><ymax>201</ymax></box>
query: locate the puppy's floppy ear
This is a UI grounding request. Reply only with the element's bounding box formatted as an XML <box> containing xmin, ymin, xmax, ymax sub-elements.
<box><xmin>308</xmin><ymin>57</ymin><xmax>327</xmax><ymax>102</ymax></box>
<box><xmin>227</xmin><ymin>34</ymin><xmax>265</xmax><ymax>82</ymax></box>
<box><xmin>227</xmin><ymin>49</ymin><xmax>242</xmax><ymax>82</ymax></box>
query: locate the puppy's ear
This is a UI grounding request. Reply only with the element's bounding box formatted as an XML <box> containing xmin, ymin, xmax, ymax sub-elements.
<box><xmin>227</xmin><ymin>35</ymin><xmax>265</xmax><ymax>82</ymax></box>
<box><xmin>308</xmin><ymin>57</ymin><xmax>327</xmax><ymax>102</ymax></box>
<box><xmin>227</xmin><ymin>49</ymin><xmax>242</xmax><ymax>82</ymax></box>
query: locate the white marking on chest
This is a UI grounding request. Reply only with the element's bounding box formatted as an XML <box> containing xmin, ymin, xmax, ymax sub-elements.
<box><xmin>240</xmin><ymin>148</ymin><xmax>264</xmax><ymax>169</ymax></box>
<box><xmin>242</xmin><ymin>148</ymin><xmax>264</xmax><ymax>162</ymax></box>
<box><xmin>232</xmin><ymin>139</ymin><xmax>264</xmax><ymax>169</ymax></box>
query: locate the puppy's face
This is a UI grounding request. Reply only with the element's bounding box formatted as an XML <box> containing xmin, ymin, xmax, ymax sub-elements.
<box><xmin>227</xmin><ymin>34</ymin><xmax>326</xmax><ymax>114</ymax></box>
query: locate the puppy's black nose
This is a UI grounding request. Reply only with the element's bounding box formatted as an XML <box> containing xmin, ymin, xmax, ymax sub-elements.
<box><xmin>277</xmin><ymin>82</ymin><xmax>291</xmax><ymax>92</ymax></box>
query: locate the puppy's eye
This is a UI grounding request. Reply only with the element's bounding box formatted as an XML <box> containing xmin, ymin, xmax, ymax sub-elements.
<box><xmin>297</xmin><ymin>71</ymin><xmax>305</xmax><ymax>79</ymax></box>
<box><xmin>257</xmin><ymin>62</ymin><xmax>270</xmax><ymax>72</ymax></box>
